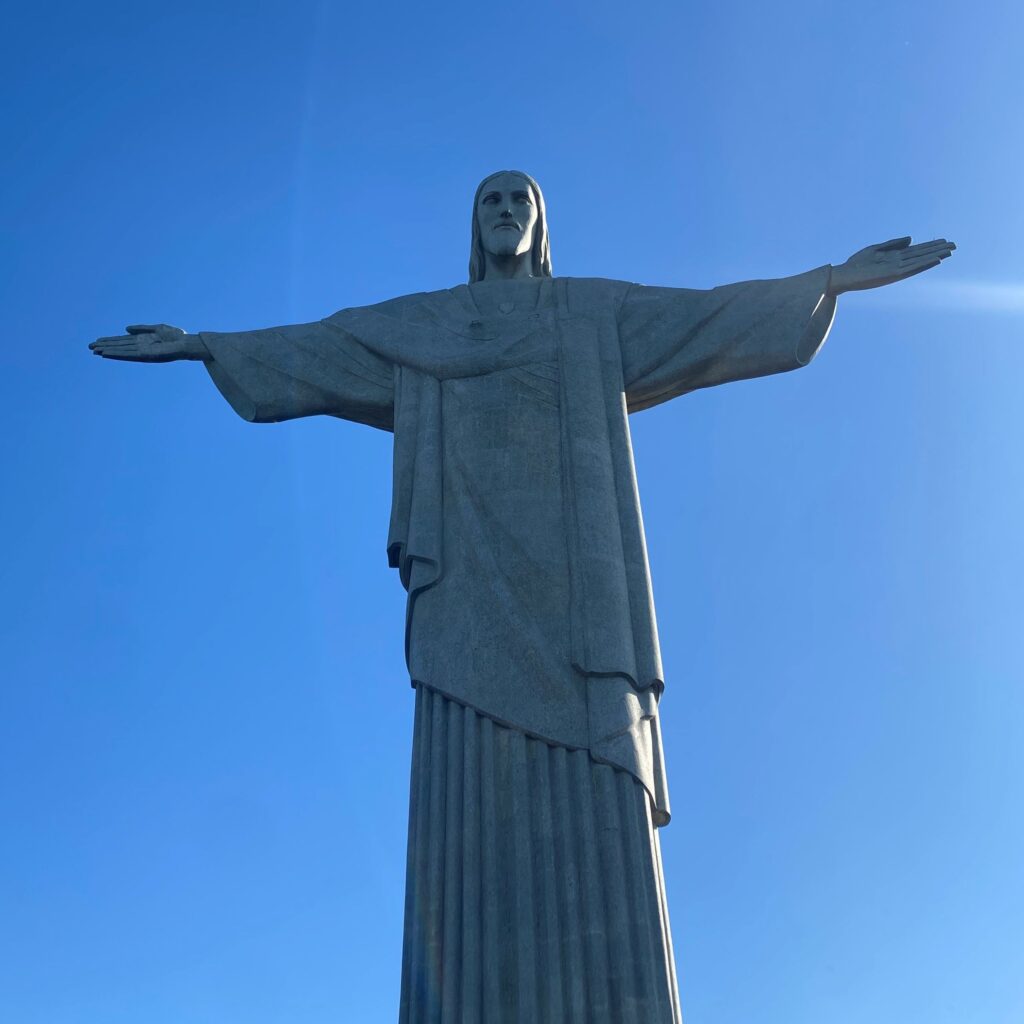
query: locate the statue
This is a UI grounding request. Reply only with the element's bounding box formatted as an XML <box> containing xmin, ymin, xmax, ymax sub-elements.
<box><xmin>91</xmin><ymin>170</ymin><xmax>955</xmax><ymax>1023</ymax></box>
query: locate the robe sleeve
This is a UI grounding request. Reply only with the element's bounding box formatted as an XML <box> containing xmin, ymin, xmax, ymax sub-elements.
<box><xmin>199</xmin><ymin>318</ymin><xmax>394</xmax><ymax>430</ymax></box>
<box><xmin>618</xmin><ymin>265</ymin><xmax>837</xmax><ymax>413</ymax></box>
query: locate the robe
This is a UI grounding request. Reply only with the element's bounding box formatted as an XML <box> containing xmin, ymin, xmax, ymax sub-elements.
<box><xmin>200</xmin><ymin>269</ymin><xmax>835</xmax><ymax>829</ymax></box>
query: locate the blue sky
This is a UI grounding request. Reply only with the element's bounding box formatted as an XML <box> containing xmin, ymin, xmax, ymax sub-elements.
<box><xmin>1</xmin><ymin>2</ymin><xmax>1022</xmax><ymax>1021</ymax></box>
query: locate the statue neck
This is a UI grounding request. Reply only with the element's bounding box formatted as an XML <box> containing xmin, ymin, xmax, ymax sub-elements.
<box><xmin>482</xmin><ymin>250</ymin><xmax>534</xmax><ymax>280</ymax></box>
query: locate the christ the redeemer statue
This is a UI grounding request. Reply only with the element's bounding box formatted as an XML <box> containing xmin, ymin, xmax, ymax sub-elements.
<box><xmin>91</xmin><ymin>171</ymin><xmax>955</xmax><ymax>1023</ymax></box>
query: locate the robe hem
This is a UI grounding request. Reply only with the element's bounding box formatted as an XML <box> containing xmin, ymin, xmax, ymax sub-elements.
<box><xmin>411</xmin><ymin>679</ymin><xmax>671</xmax><ymax>827</ymax></box>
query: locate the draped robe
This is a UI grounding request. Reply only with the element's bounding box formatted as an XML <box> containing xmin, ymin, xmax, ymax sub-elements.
<box><xmin>200</xmin><ymin>269</ymin><xmax>836</xmax><ymax>828</ymax></box>
<box><xmin>199</xmin><ymin>269</ymin><xmax>836</xmax><ymax>1021</ymax></box>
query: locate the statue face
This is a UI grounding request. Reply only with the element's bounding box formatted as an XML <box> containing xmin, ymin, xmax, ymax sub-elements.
<box><xmin>476</xmin><ymin>173</ymin><xmax>539</xmax><ymax>261</ymax></box>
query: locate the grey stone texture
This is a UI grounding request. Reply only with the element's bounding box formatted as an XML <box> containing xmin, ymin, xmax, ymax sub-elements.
<box><xmin>89</xmin><ymin>170</ymin><xmax>955</xmax><ymax>1022</ymax></box>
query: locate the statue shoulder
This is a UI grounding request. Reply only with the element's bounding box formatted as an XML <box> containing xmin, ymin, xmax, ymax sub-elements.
<box><xmin>323</xmin><ymin>287</ymin><xmax>450</xmax><ymax>327</ymax></box>
<box><xmin>553</xmin><ymin>276</ymin><xmax>631</xmax><ymax>313</ymax></box>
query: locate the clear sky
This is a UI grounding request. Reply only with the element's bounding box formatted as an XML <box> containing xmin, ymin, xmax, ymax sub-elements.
<box><xmin>1</xmin><ymin>2</ymin><xmax>1022</xmax><ymax>1021</ymax></box>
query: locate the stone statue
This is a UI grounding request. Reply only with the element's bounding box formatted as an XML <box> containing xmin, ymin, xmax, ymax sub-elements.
<box><xmin>91</xmin><ymin>170</ymin><xmax>955</xmax><ymax>1023</ymax></box>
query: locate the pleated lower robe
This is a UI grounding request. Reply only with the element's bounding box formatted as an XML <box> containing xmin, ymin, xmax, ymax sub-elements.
<box><xmin>399</xmin><ymin>685</ymin><xmax>682</xmax><ymax>1024</ymax></box>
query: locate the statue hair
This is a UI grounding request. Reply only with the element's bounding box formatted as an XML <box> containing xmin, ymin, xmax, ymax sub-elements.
<box><xmin>468</xmin><ymin>170</ymin><xmax>553</xmax><ymax>283</ymax></box>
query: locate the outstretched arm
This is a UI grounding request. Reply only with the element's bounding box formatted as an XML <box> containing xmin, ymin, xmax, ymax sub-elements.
<box><xmin>90</xmin><ymin>319</ymin><xmax>394</xmax><ymax>429</ymax></box>
<box><xmin>619</xmin><ymin>235</ymin><xmax>957</xmax><ymax>413</ymax></box>
<box><xmin>618</xmin><ymin>265</ymin><xmax>837</xmax><ymax>412</ymax></box>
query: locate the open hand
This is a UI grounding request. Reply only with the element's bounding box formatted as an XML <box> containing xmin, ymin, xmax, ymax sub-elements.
<box><xmin>829</xmin><ymin>237</ymin><xmax>956</xmax><ymax>296</ymax></box>
<box><xmin>89</xmin><ymin>324</ymin><xmax>206</xmax><ymax>362</ymax></box>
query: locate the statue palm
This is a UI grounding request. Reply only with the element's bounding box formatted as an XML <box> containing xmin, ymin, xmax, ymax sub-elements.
<box><xmin>90</xmin><ymin>323</ymin><xmax>205</xmax><ymax>361</ymax></box>
<box><xmin>829</xmin><ymin>235</ymin><xmax>955</xmax><ymax>293</ymax></box>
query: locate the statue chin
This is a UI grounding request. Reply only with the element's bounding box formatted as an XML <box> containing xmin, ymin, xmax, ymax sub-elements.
<box><xmin>483</xmin><ymin>234</ymin><xmax>529</xmax><ymax>259</ymax></box>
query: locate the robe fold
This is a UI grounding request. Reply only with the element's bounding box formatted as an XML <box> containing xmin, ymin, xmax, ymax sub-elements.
<box><xmin>200</xmin><ymin>268</ymin><xmax>835</xmax><ymax>827</ymax></box>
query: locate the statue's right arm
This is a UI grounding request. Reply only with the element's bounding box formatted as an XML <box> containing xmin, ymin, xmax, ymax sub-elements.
<box><xmin>90</xmin><ymin>324</ymin><xmax>207</xmax><ymax>362</ymax></box>
<box><xmin>90</xmin><ymin>319</ymin><xmax>394</xmax><ymax>429</ymax></box>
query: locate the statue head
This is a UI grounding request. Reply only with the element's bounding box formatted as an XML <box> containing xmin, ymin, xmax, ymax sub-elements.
<box><xmin>469</xmin><ymin>170</ymin><xmax>553</xmax><ymax>282</ymax></box>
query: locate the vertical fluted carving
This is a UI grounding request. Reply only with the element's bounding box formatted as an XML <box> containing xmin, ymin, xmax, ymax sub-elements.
<box><xmin>399</xmin><ymin>686</ymin><xmax>681</xmax><ymax>1023</ymax></box>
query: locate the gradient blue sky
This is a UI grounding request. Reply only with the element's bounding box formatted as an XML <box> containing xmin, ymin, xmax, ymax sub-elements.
<box><xmin>2</xmin><ymin>2</ymin><xmax>1022</xmax><ymax>1021</ymax></box>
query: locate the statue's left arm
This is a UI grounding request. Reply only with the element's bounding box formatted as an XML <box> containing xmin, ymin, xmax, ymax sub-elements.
<box><xmin>619</xmin><ymin>236</ymin><xmax>955</xmax><ymax>413</ymax></box>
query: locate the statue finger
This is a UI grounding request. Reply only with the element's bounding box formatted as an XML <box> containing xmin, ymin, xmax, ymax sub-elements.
<box><xmin>94</xmin><ymin>345</ymin><xmax>141</xmax><ymax>359</ymax></box>
<box><xmin>901</xmin><ymin>238</ymin><xmax>948</xmax><ymax>253</ymax></box>
<box><xmin>920</xmin><ymin>247</ymin><xmax>955</xmax><ymax>262</ymax></box>
<box><xmin>125</xmin><ymin>324</ymin><xmax>164</xmax><ymax>335</ymax></box>
<box><xmin>899</xmin><ymin>258</ymin><xmax>942</xmax><ymax>280</ymax></box>
<box><xmin>91</xmin><ymin>336</ymin><xmax>132</xmax><ymax>348</ymax></box>
<box><xmin>905</xmin><ymin>246</ymin><xmax>955</xmax><ymax>264</ymax></box>
<box><xmin>91</xmin><ymin>345</ymin><xmax>132</xmax><ymax>355</ymax></box>
<box><xmin>876</xmin><ymin>236</ymin><xmax>912</xmax><ymax>251</ymax></box>
<box><xmin>100</xmin><ymin>350</ymin><xmax>145</xmax><ymax>361</ymax></box>
<box><xmin>93</xmin><ymin>338</ymin><xmax>141</xmax><ymax>350</ymax></box>
<box><xmin>899</xmin><ymin>241</ymin><xmax>953</xmax><ymax>261</ymax></box>
<box><xmin>900</xmin><ymin>251</ymin><xmax>944</xmax><ymax>267</ymax></box>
